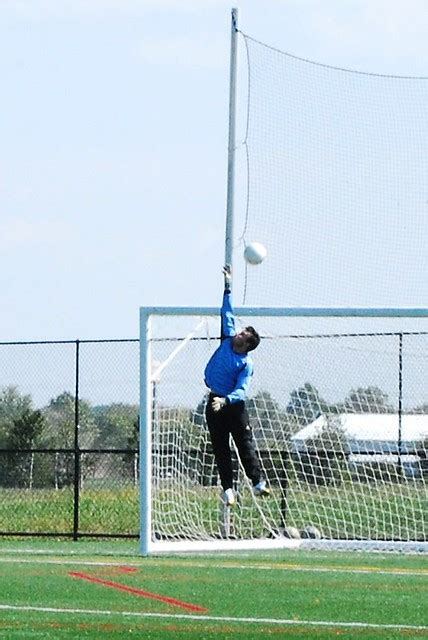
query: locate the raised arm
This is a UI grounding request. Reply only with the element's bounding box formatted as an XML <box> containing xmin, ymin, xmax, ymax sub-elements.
<box><xmin>221</xmin><ymin>266</ymin><xmax>235</xmax><ymax>340</ymax></box>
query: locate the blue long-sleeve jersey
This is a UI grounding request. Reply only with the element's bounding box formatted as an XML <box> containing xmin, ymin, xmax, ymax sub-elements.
<box><xmin>204</xmin><ymin>290</ymin><xmax>254</xmax><ymax>404</ymax></box>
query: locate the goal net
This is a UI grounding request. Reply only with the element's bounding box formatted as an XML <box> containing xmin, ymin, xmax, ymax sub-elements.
<box><xmin>140</xmin><ymin>307</ymin><xmax>428</xmax><ymax>554</ymax></box>
<box><xmin>232</xmin><ymin>33</ymin><xmax>428</xmax><ymax>308</ymax></box>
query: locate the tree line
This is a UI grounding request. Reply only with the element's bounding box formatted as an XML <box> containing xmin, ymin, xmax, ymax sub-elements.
<box><xmin>1</xmin><ymin>383</ymin><xmax>426</xmax><ymax>489</ymax></box>
<box><xmin>2</xmin><ymin>382</ymin><xmax>427</xmax><ymax>452</ymax></box>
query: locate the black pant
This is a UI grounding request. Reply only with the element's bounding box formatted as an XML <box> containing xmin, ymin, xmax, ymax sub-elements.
<box><xmin>205</xmin><ymin>393</ymin><xmax>262</xmax><ymax>491</ymax></box>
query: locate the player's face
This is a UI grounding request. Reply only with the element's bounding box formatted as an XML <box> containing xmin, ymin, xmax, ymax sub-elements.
<box><xmin>233</xmin><ymin>329</ymin><xmax>252</xmax><ymax>352</ymax></box>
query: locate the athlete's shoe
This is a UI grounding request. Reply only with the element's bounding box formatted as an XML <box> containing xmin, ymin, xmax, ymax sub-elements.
<box><xmin>223</xmin><ymin>488</ymin><xmax>236</xmax><ymax>507</ymax></box>
<box><xmin>253</xmin><ymin>480</ymin><xmax>271</xmax><ymax>497</ymax></box>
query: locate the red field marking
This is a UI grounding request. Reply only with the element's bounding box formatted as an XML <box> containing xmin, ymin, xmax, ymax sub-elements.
<box><xmin>68</xmin><ymin>571</ymin><xmax>208</xmax><ymax>613</ymax></box>
<box><xmin>95</xmin><ymin>566</ymin><xmax>138</xmax><ymax>576</ymax></box>
<box><xmin>115</xmin><ymin>566</ymin><xmax>138</xmax><ymax>574</ymax></box>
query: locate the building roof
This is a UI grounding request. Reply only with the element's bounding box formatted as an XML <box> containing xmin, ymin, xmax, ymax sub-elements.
<box><xmin>291</xmin><ymin>413</ymin><xmax>428</xmax><ymax>453</ymax></box>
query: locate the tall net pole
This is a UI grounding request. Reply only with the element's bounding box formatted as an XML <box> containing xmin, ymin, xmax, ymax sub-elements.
<box><xmin>224</xmin><ymin>8</ymin><xmax>239</xmax><ymax>274</ymax></box>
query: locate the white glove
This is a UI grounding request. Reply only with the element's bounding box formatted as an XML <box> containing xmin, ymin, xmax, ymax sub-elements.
<box><xmin>212</xmin><ymin>396</ymin><xmax>227</xmax><ymax>412</ymax></box>
<box><xmin>223</xmin><ymin>265</ymin><xmax>232</xmax><ymax>291</ymax></box>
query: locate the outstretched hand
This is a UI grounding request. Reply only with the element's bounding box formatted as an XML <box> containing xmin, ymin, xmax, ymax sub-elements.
<box><xmin>223</xmin><ymin>265</ymin><xmax>232</xmax><ymax>291</ymax></box>
<box><xmin>211</xmin><ymin>396</ymin><xmax>227</xmax><ymax>412</ymax></box>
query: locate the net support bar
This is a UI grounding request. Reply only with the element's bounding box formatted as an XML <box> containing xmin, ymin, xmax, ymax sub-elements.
<box><xmin>140</xmin><ymin>307</ymin><xmax>428</xmax><ymax>318</ymax></box>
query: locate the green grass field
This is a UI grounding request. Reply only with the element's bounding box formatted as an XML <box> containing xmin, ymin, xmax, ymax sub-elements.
<box><xmin>1</xmin><ymin>483</ymin><xmax>425</xmax><ymax>540</ymax></box>
<box><xmin>0</xmin><ymin>538</ymin><xmax>426</xmax><ymax>639</ymax></box>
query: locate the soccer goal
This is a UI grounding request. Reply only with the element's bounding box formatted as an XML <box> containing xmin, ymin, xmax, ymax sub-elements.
<box><xmin>139</xmin><ymin>306</ymin><xmax>428</xmax><ymax>555</ymax></box>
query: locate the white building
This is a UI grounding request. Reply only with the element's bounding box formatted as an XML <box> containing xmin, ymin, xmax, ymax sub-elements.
<box><xmin>291</xmin><ymin>413</ymin><xmax>428</xmax><ymax>478</ymax></box>
<box><xmin>291</xmin><ymin>413</ymin><xmax>428</xmax><ymax>454</ymax></box>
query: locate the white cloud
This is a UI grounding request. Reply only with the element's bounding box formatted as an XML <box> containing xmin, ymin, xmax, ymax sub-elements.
<box><xmin>0</xmin><ymin>217</ymin><xmax>74</xmax><ymax>252</ymax></box>
<box><xmin>136</xmin><ymin>33</ymin><xmax>227</xmax><ymax>69</ymax></box>
<box><xmin>253</xmin><ymin>0</ymin><xmax>428</xmax><ymax>74</ymax></box>
<box><xmin>307</xmin><ymin>0</ymin><xmax>428</xmax><ymax>49</ymax></box>
<box><xmin>1</xmin><ymin>0</ymin><xmax>230</xmax><ymax>19</ymax></box>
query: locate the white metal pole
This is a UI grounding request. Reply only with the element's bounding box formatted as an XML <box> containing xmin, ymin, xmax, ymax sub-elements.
<box><xmin>139</xmin><ymin>309</ymin><xmax>152</xmax><ymax>555</ymax></box>
<box><xmin>225</xmin><ymin>8</ymin><xmax>239</xmax><ymax>274</ymax></box>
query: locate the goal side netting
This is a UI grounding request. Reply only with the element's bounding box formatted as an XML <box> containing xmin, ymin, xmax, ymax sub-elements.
<box><xmin>139</xmin><ymin>307</ymin><xmax>428</xmax><ymax>554</ymax></box>
<box><xmin>232</xmin><ymin>33</ymin><xmax>428</xmax><ymax>308</ymax></box>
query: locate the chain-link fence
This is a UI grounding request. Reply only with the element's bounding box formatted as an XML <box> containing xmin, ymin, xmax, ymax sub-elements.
<box><xmin>1</xmin><ymin>331</ymin><xmax>427</xmax><ymax>541</ymax></box>
<box><xmin>0</xmin><ymin>339</ymin><xmax>139</xmax><ymax>539</ymax></box>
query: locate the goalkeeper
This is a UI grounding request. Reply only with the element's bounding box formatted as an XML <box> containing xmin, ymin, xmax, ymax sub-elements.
<box><xmin>204</xmin><ymin>266</ymin><xmax>270</xmax><ymax>507</ymax></box>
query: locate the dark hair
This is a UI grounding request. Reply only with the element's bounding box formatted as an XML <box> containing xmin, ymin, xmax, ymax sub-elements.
<box><xmin>245</xmin><ymin>326</ymin><xmax>260</xmax><ymax>352</ymax></box>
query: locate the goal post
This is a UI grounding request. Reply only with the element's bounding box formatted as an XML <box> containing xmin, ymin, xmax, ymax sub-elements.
<box><xmin>139</xmin><ymin>305</ymin><xmax>428</xmax><ymax>555</ymax></box>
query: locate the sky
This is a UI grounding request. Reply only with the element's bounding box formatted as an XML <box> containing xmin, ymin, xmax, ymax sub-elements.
<box><xmin>1</xmin><ymin>0</ymin><xmax>428</xmax><ymax>342</ymax></box>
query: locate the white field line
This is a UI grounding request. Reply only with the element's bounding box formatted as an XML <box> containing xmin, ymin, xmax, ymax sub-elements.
<box><xmin>0</xmin><ymin>555</ymin><xmax>426</xmax><ymax>577</ymax></box>
<box><xmin>0</xmin><ymin>604</ymin><xmax>427</xmax><ymax>632</ymax></box>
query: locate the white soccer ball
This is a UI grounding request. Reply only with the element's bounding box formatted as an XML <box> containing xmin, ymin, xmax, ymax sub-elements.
<box><xmin>282</xmin><ymin>526</ymin><xmax>301</xmax><ymax>540</ymax></box>
<box><xmin>301</xmin><ymin>525</ymin><xmax>322</xmax><ymax>540</ymax></box>
<box><xmin>243</xmin><ymin>242</ymin><xmax>267</xmax><ymax>265</ymax></box>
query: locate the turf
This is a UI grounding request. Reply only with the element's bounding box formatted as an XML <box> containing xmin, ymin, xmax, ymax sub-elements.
<box><xmin>0</xmin><ymin>539</ymin><xmax>426</xmax><ymax>639</ymax></box>
<box><xmin>1</xmin><ymin>483</ymin><xmax>425</xmax><ymax>539</ymax></box>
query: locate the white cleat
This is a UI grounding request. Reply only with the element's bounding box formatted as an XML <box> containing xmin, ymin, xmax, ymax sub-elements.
<box><xmin>223</xmin><ymin>488</ymin><xmax>236</xmax><ymax>507</ymax></box>
<box><xmin>253</xmin><ymin>480</ymin><xmax>271</xmax><ymax>497</ymax></box>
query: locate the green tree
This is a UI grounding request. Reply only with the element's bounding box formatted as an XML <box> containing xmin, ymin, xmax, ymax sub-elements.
<box><xmin>248</xmin><ymin>390</ymin><xmax>294</xmax><ymax>444</ymax></box>
<box><xmin>286</xmin><ymin>383</ymin><xmax>328</xmax><ymax>425</ymax></box>
<box><xmin>41</xmin><ymin>392</ymin><xmax>99</xmax><ymax>488</ymax></box>
<box><xmin>411</xmin><ymin>403</ymin><xmax>428</xmax><ymax>414</ymax></box>
<box><xmin>93</xmin><ymin>403</ymin><xmax>138</xmax><ymax>449</ymax></box>
<box><xmin>3</xmin><ymin>409</ymin><xmax>45</xmax><ymax>488</ymax></box>
<box><xmin>0</xmin><ymin>387</ymin><xmax>46</xmax><ymax>488</ymax></box>
<box><xmin>41</xmin><ymin>392</ymin><xmax>98</xmax><ymax>448</ymax></box>
<box><xmin>0</xmin><ymin>386</ymin><xmax>34</xmax><ymax>448</ymax></box>
<box><xmin>121</xmin><ymin>417</ymin><xmax>139</xmax><ymax>485</ymax></box>
<box><xmin>8</xmin><ymin>409</ymin><xmax>45</xmax><ymax>449</ymax></box>
<box><xmin>91</xmin><ymin>404</ymin><xmax>139</xmax><ymax>486</ymax></box>
<box><xmin>344</xmin><ymin>386</ymin><xmax>394</xmax><ymax>413</ymax></box>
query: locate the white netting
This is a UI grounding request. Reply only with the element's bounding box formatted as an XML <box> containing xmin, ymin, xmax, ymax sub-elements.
<box><xmin>145</xmin><ymin>312</ymin><xmax>427</xmax><ymax>549</ymax></box>
<box><xmin>232</xmin><ymin>34</ymin><xmax>428</xmax><ymax>308</ymax></box>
